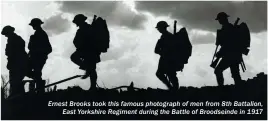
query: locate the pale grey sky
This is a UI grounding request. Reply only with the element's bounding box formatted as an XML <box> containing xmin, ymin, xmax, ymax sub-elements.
<box><xmin>1</xmin><ymin>1</ymin><xmax>267</xmax><ymax>90</ymax></box>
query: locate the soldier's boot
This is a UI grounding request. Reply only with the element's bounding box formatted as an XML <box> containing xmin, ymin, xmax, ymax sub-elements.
<box><xmin>233</xmin><ymin>74</ymin><xmax>245</xmax><ymax>86</ymax></box>
<box><xmin>90</xmin><ymin>79</ymin><xmax>97</xmax><ymax>91</ymax></box>
<box><xmin>34</xmin><ymin>70</ymin><xmax>45</xmax><ymax>93</ymax></box>
<box><xmin>230</xmin><ymin>65</ymin><xmax>245</xmax><ymax>86</ymax></box>
<box><xmin>89</xmin><ymin>71</ymin><xmax>97</xmax><ymax>91</ymax></box>
<box><xmin>169</xmin><ymin>75</ymin><xmax>179</xmax><ymax>90</ymax></box>
<box><xmin>156</xmin><ymin>72</ymin><xmax>172</xmax><ymax>89</ymax></box>
<box><xmin>215</xmin><ymin>71</ymin><xmax>224</xmax><ymax>87</ymax></box>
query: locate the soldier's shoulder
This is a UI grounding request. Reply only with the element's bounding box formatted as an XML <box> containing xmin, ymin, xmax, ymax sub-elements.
<box><xmin>83</xmin><ymin>23</ymin><xmax>91</xmax><ymax>28</ymax></box>
<box><xmin>162</xmin><ymin>32</ymin><xmax>173</xmax><ymax>36</ymax></box>
<box><xmin>10</xmin><ymin>34</ymin><xmax>24</xmax><ymax>43</ymax></box>
<box><xmin>227</xmin><ymin>23</ymin><xmax>235</xmax><ymax>29</ymax></box>
<box><xmin>41</xmin><ymin>29</ymin><xmax>48</xmax><ymax>34</ymax></box>
<box><xmin>11</xmin><ymin>33</ymin><xmax>21</xmax><ymax>39</ymax></box>
<box><xmin>36</xmin><ymin>29</ymin><xmax>48</xmax><ymax>35</ymax></box>
<box><xmin>167</xmin><ymin>32</ymin><xmax>174</xmax><ymax>39</ymax></box>
<box><xmin>80</xmin><ymin>23</ymin><xmax>91</xmax><ymax>31</ymax></box>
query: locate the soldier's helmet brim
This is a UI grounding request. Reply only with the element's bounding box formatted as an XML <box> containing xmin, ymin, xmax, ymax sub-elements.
<box><xmin>155</xmin><ymin>25</ymin><xmax>169</xmax><ymax>28</ymax></box>
<box><xmin>72</xmin><ymin>19</ymin><xmax>79</xmax><ymax>24</ymax></box>
<box><xmin>215</xmin><ymin>15</ymin><xmax>230</xmax><ymax>20</ymax></box>
<box><xmin>29</xmin><ymin>22</ymin><xmax>44</xmax><ymax>26</ymax></box>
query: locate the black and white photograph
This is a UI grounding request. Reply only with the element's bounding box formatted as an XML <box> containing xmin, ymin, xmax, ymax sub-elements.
<box><xmin>1</xmin><ymin>0</ymin><xmax>267</xmax><ymax>120</ymax></box>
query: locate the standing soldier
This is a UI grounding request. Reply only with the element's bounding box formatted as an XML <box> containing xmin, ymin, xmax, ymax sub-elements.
<box><xmin>27</xmin><ymin>18</ymin><xmax>52</xmax><ymax>93</ymax></box>
<box><xmin>212</xmin><ymin>12</ymin><xmax>244</xmax><ymax>86</ymax></box>
<box><xmin>71</xmin><ymin>14</ymin><xmax>101</xmax><ymax>90</ymax></box>
<box><xmin>1</xmin><ymin>25</ymin><xmax>28</xmax><ymax>97</ymax></box>
<box><xmin>154</xmin><ymin>21</ymin><xmax>179</xmax><ymax>90</ymax></box>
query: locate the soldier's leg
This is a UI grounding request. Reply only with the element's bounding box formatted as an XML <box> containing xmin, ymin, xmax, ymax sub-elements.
<box><xmin>155</xmin><ymin>57</ymin><xmax>172</xmax><ymax>89</ymax></box>
<box><xmin>33</xmin><ymin>55</ymin><xmax>48</xmax><ymax>93</ymax></box>
<box><xmin>89</xmin><ymin>69</ymin><xmax>97</xmax><ymax>90</ymax></box>
<box><xmin>82</xmin><ymin>61</ymin><xmax>97</xmax><ymax>90</ymax></box>
<box><xmin>9</xmin><ymin>70</ymin><xmax>24</xmax><ymax>97</ymax></box>
<box><xmin>167</xmin><ymin>71</ymin><xmax>179</xmax><ymax>90</ymax></box>
<box><xmin>156</xmin><ymin>70</ymin><xmax>172</xmax><ymax>89</ymax></box>
<box><xmin>26</xmin><ymin>55</ymin><xmax>34</xmax><ymax>78</ymax></box>
<box><xmin>71</xmin><ymin>50</ymin><xmax>84</xmax><ymax>67</ymax></box>
<box><xmin>230</xmin><ymin>64</ymin><xmax>244</xmax><ymax>85</ymax></box>
<box><xmin>9</xmin><ymin>70</ymin><xmax>16</xmax><ymax>97</ymax></box>
<box><xmin>17</xmin><ymin>70</ymin><xmax>26</xmax><ymax>94</ymax></box>
<box><xmin>214</xmin><ymin>59</ymin><xmax>229</xmax><ymax>87</ymax></box>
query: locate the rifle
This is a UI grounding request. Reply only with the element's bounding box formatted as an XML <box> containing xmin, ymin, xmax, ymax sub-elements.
<box><xmin>92</xmin><ymin>15</ymin><xmax>97</xmax><ymax>24</ymax></box>
<box><xmin>241</xmin><ymin>58</ymin><xmax>246</xmax><ymax>72</ymax></box>
<box><xmin>210</xmin><ymin>45</ymin><xmax>219</xmax><ymax>68</ymax></box>
<box><xmin>174</xmin><ymin>20</ymin><xmax>177</xmax><ymax>34</ymax></box>
<box><xmin>210</xmin><ymin>18</ymin><xmax>240</xmax><ymax>69</ymax></box>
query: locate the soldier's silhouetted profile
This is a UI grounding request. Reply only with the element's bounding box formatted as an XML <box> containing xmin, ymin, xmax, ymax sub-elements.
<box><xmin>154</xmin><ymin>21</ymin><xmax>178</xmax><ymax>90</ymax></box>
<box><xmin>71</xmin><ymin>14</ymin><xmax>101</xmax><ymax>90</ymax></box>
<box><xmin>211</xmin><ymin>12</ymin><xmax>247</xmax><ymax>86</ymax></box>
<box><xmin>27</xmin><ymin>18</ymin><xmax>52</xmax><ymax>93</ymax></box>
<box><xmin>154</xmin><ymin>21</ymin><xmax>192</xmax><ymax>90</ymax></box>
<box><xmin>1</xmin><ymin>25</ymin><xmax>28</xmax><ymax>97</ymax></box>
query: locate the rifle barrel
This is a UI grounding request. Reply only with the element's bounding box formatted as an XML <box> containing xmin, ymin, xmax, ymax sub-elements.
<box><xmin>174</xmin><ymin>20</ymin><xmax>177</xmax><ymax>34</ymax></box>
<box><xmin>44</xmin><ymin>75</ymin><xmax>83</xmax><ymax>88</ymax></box>
<box><xmin>211</xmin><ymin>45</ymin><xmax>219</xmax><ymax>64</ymax></box>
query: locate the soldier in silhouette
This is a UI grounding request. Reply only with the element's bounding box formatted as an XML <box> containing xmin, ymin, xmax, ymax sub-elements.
<box><xmin>27</xmin><ymin>18</ymin><xmax>52</xmax><ymax>93</ymax></box>
<box><xmin>154</xmin><ymin>21</ymin><xmax>179</xmax><ymax>90</ymax></box>
<box><xmin>71</xmin><ymin>14</ymin><xmax>100</xmax><ymax>90</ymax></box>
<box><xmin>213</xmin><ymin>12</ymin><xmax>244</xmax><ymax>86</ymax></box>
<box><xmin>1</xmin><ymin>25</ymin><xmax>28</xmax><ymax>96</ymax></box>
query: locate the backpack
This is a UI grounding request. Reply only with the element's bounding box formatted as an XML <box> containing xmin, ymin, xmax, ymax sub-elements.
<box><xmin>91</xmin><ymin>16</ymin><xmax>110</xmax><ymax>53</ymax></box>
<box><xmin>173</xmin><ymin>27</ymin><xmax>192</xmax><ymax>71</ymax></box>
<box><xmin>235</xmin><ymin>21</ymin><xmax>251</xmax><ymax>55</ymax></box>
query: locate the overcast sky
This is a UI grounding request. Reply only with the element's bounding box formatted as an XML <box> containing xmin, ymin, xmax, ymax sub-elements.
<box><xmin>1</xmin><ymin>1</ymin><xmax>267</xmax><ymax>90</ymax></box>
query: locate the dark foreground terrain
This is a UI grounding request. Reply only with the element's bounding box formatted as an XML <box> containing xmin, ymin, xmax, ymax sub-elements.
<box><xmin>1</xmin><ymin>73</ymin><xmax>267</xmax><ymax>120</ymax></box>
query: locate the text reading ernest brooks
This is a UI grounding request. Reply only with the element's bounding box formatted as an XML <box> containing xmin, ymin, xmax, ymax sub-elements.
<box><xmin>48</xmin><ymin>101</ymin><xmax>180</xmax><ymax>115</ymax></box>
<box><xmin>48</xmin><ymin>101</ymin><xmax>263</xmax><ymax>116</ymax></box>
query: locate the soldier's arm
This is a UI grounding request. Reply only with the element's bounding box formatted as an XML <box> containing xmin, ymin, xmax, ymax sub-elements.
<box><xmin>28</xmin><ymin>35</ymin><xmax>34</xmax><ymax>52</ymax></box>
<box><xmin>216</xmin><ymin>46</ymin><xmax>225</xmax><ymax>58</ymax></box>
<box><xmin>154</xmin><ymin>39</ymin><xmax>162</xmax><ymax>55</ymax></box>
<box><xmin>43</xmin><ymin>32</ymin><xmax>52</xmax><ymax>54</ymax></box>
<box><xmin>73</xmin><ymin>31</ymin><xmax>83</xmax><ymax>49</ymax></box>
<box><xmin>5</xmin><ymin>43</ymin><xmax>10</xmax><ymax>56</ymax></box>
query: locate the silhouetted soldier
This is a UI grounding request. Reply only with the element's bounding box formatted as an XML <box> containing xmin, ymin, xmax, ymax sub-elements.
<box><xmin>213</xmin><ymin>12</ymin><xmax>244</xmax><ymax>86</ymax></box>
<box><xmin>1</xmin><ymin>25</ymin><xmax>28</xmax><ymax>97</ymax></box>
<box><xmin>154</xmin><ymin>21</ymin><xmax>178</xmax><ymax>90</ymax></box>
<box><xmin>27</xmin><ymin>18</ymin><xmax>52</xmax><ymax>93</ymax></box>
<box><xmin>71</xmin><ymin>14</ymin><xmax>101</xmax><ymax>90</ymax></box>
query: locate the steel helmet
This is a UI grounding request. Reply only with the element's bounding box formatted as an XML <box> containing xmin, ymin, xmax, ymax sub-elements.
<box><xmin>215</xmin><ymin>12</ymin><xmax>230</xmax><ymax>20</ymax></box>
<box><xmin>156</xmin><ymin>21</ymin><xmax>169</xmax><ymax>28</ymax></box>
<box><xmin>29</xmin><ymin>18</ymin><xmax>44</xmax><ymax>26</ymax></box>
<box><xmin>1</xmin><ymin>25</ymin><xmax>15</xmax><ymax>35</ymax></box>
<box><xmin>73</xmin><ymin>14</ymin><xmax>87</xmax><ymax>24</ymax></box>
